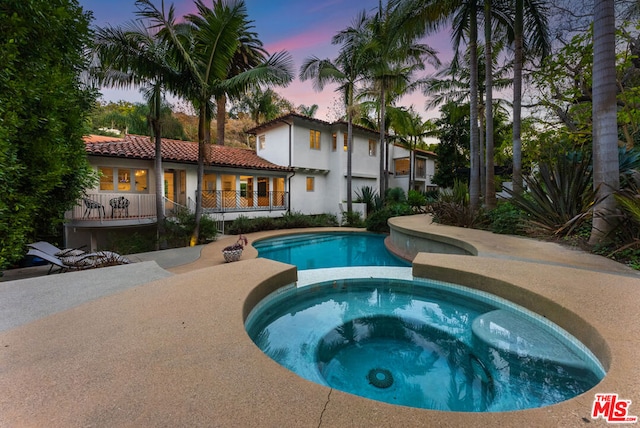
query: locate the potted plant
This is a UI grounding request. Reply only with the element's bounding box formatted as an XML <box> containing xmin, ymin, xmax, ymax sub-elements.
<box><xmin>222</xmin><ymin>234</ymin><xmax>248</xmax><ymax>263</ymax></box>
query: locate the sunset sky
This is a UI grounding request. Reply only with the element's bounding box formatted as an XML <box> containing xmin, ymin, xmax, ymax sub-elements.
<box><xmin>79</xmin><ymin>0</ymin><xmax>452</xmax><ymax>120</ymax></box>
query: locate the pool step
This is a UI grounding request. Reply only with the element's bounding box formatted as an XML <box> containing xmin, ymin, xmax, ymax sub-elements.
<box><xmin>471</xmin><ymin>309</ymin><xmax>587</xmax><ymax>370</ymax></box>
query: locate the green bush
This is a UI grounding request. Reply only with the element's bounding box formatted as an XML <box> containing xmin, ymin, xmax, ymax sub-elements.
<box><xmin>342</xmin><ymin>210</ymin><xmax>365</xmax><ymax>227</ymax></box>
<box><xmin>365</xmin><ymin>203</ymin><xmax>413</xmax><ymax>233</ymax></box>
<box><xmin>226</xmin><ymin>212</ymin><xmax>339</xmax><ymax>235</ymax></box>
<box><xmin>162</xmin><ymin>207</ymin><xmax>218</xmax><ymax>246</ymax></box>
<box><xmin>487</xmin><ymin>201</ymin><xmax>527</xmax><ymax>235</ymax></box>
<box><xmin>355</xmin><ymin>185</ymin><xmax>378</xmax><ymax>215</ymax></box>
<box><xmin>407</xmin><ymin>190</ymin><xmax>427</xmax><ymax>212</ymax></box>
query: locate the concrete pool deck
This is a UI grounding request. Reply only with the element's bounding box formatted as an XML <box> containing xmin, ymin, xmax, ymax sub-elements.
<box><xmin>0</xmin><ymin>219</ymin><xmax>638</xmax><ymax>427</ymax></box>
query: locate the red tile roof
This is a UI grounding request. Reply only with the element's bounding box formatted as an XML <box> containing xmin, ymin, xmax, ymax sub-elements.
<box><xmin>83</xmin><ymin>134</ymin><xmax>291</xmax><ymax>172</ymax></box>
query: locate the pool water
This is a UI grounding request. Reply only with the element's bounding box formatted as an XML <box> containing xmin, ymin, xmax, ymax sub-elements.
<box><xmin>253</xmin><ymin>233</ymin><xmax>410</xmax><ymax>269</ymax></box>
<box><xmin>245</xmin><ymin>276</ymin><xmax>604</xmax><ymax>412</ymax></box>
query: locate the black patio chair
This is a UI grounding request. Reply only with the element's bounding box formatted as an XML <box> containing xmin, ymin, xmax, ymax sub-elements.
<box><xmin>82</xmin><ymin>197</ymin><xmax>105</xmax><ymax>218</ymax></box>
<box><xmin>109</xmin><ymin>196</ymin><xmax>130</xmax><ymax>218</ymax></box>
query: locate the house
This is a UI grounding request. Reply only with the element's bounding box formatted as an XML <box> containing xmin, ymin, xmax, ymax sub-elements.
<box><xmin>66</xmin><ymin>114</ymin><xmax>437</xmax><ymax>250</ymax></box>
<box><xmin>388</xmin><ymin>144</ymin><xmax>438</xmax><ymax>194</ymax></box>
<box><xmin>65</xmin><ymin>134</ymin><xmax>292</xmax><ymax>250</ymax></box>
<box><xmin>247</xmin><ymin>113</ymin><xmax>382</xmax><ymax>219</ymax></box>
<box><xmin>248</xmin><ymin>113</ymin><xmax>438</xmax><ymax>213</ymax></box>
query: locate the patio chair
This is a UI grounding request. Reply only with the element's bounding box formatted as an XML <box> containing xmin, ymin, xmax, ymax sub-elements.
<box><xmin>27</xmin><ymin>248</ymin><xmax>96</xmax><ymax>274</ymax></box>
<box><xmin>109</xmin><ymin>196</ymin><xmax>130</xmax><ymax>218</ymax></box>
<box><xmin>83</xmin><ymin>197</ymin><xmax>105</xmax><ymax>219</ymax></box>
<box><xmin>27</xmin><ymin>241</ymin><xmax>86</xmax><ymax>258</ymax></box>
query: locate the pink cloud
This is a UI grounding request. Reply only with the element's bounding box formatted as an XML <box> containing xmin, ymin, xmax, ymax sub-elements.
<box><xmin>264</xmin><ymin>26</ymin><xmax>334</xmax><ymax>55</ymax></box>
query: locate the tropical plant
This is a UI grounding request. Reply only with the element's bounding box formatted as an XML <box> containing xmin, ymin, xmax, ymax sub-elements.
<box><xmin>357</xmin><ymin>0</ymin><xmax>440</xmax><ymax>197</ymax></box>
<box><xmin>135</xmin><ymin>0</ymin><xmax>293</xmax><ymax>245</ymax></box>
<box><xmin>300</xmin><ymin>10</ymin><xmax>368</xmax><ymax>214</ymax></box>
<box><xmin>93</xmin><ymin>19</ymin><xmax>183</xmax><ymax>248</ymax></box>
<box><xmin>510</xmin><ymin>0</ymin><xmax>551</xmax><ymax>195</ymax></box>
<box><xmin>355</xmin><ymin>185</ymin><xmax>378</xmax><ymax>215</ymax></box>
<box><xmin>426</xmin><ymin>179</ymin><xmax>486</xmax><ymax>228</ymax></box>
<box><xmin>505</xmin><ymin>152</ymin><xmax>594</xmax><ymax>236</ymax></box>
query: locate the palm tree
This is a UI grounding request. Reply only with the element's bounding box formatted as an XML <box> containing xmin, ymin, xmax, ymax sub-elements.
<box><xmin>361</xmin><ymin>0</ymin><xmax>440</xmax><ymax>196</ymax></box>
<box><xmin>93</xmin><ymin>20</ymin><xmax>181</xmax><ymax>249</ymax></box>
<box><xmin>214</xmin><ymin>14</ymin><xmax>270</xmax><ymax>145</ymax></box>
<box><xmin>136</xmin><ymin>0</ymin><xmax>293</xmax><ymax>245</ymax></box>
<box><xmin>511</xmin><ymin>0</ymin><xmax>550</xmax><ymax>195</ymax></box>
<box><xmin>297</xmin><ymin>104</ymin><xmax>319</xmax><ymax>118</ymax></box>
<box><xmin>388</xmin><ymin>106</ymin><xmax>435</xmax><ymax>192</ymax></box>
<box><xmin>589</xmin><ymin>0</ymin><xmax>619</xmax><ymax>245</ymax></box>
<box><xmin>451</xmin><ymin>0</ymin><xmax>481</xmax><ymax>210</ymax></box>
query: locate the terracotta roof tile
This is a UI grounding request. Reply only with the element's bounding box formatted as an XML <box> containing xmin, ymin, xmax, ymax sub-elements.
<box><xmin>83</xmin><ymin>134</ymin><xmax>291</xmax><ymax>172</ymax></box>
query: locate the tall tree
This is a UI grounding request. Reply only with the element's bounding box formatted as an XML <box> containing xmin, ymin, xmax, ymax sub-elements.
<box><xmin>93</xmin><ymin>20</ymin><xmax>182</xmax><ymax>249</ymax></box>
<box><xmin>136</xmin><ymin>0</ymin><xmax>293</xmax><ymax>245</ymax></box>
<box><xmin>0</xmin><ymin>0</ymin><xmax>96</xmax><ymax>269</ymax></box>
<box><xmin>590</xmin><ymin>0</ymin><xmax>619</xmax><ymax>244</ymax></box>
<box><xmin>450</xmin><ymin>0</ymin><xmax>482</xmax><ymax>210</ymax></box>
<box><xmin>362</xmin><ymin>0</ymin><xmax>439</xmax><ymax>196</ymax></box>
<box><xmin>214</xmin><ymin>12</ymin><xmax>270</xmax><ymax>145</ymax></box>
<box><xmin>511</xmin><ymin>0</ymin><xmax>550</xmax><ymax>195</ymax></box>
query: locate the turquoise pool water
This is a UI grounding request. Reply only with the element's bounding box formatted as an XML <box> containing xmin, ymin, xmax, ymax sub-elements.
<box><xmin>245</xmin><ymin>275</ymin><xmax>605</xmax><ymax>412</ymax></box>
<box><xmin>253</xmin><ymin>232</ymin><xmax>410</xmax><ymax>269</ymax></box>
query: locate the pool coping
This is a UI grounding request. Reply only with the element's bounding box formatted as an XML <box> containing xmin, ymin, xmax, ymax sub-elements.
<box><xmin>0</xmin><ymin>222</ymin><xmax>638</xmax><ymax>426</ymax></box>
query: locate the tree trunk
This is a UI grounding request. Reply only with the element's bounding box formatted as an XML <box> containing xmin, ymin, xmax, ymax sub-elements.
<box><xmin>191</xmin><ymin>102</ymin><xmax>207</xmax><ymax>246</ymax></box>
<box><xmin>347</xmin><ymin>112</ymin><xmax>353</xmax><ymax>213</ymax></box>
<box><xmin>379</xmin><ymin>88</ymin><xmax>387</xmax><ymax>197</ymax></box>
<box><xmin>589</xmin><ymin>0</ymin><xmax>619</xmax><ymax>245</ymax></box>
<box><xmin>216</xmin><ymin>94</ymin><xmax>225</xmax><ymax>145</ymax></box>
<box><xmin>468</xmin><ymin>4</ymin><xmax>480</xmax><ymax>211</ymax></box>
<box><xmin>152</xmin><ymin>91</ymin><xmax>166</xmax><ymax>250</ymax></box>
<box><xmin>484</xmin><ymin>0</ymin><xmax>496</xmax><ymax>209</ymax></box>
<box><xmin>512</xmin><ymin>0</ymin><xmax>524</xmax><ymax>195</ymax></box>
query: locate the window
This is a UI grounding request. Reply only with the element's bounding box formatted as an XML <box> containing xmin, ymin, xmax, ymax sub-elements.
<box><xmin>99</xmin><ymin>167</ymin><xmax>148</xmax><ymax>192</ymax></box>
<box><xmin>394</xmin><ymin>158</ymin><xmax>409</xmax><ymax>175</ymax></box>
<box><xmin>259</xmin><ymin>135</ymin><xmax>266</xmax><ymax>150</ymax></box>
<box><xmin>332</xmin><ymin>133</ymin><xmax>337</xmax><ymax>151</ymax></box>
<box><xmin>395</xmin><ymin>158</ymin><xmax>410</xmax><ymax>176</ymax></box>
<box><xmin>368</xmin><ymin>139</ymin><xmax>377</xmax><ymax>156</ymax></box>
<box><xmin>343</xmin><ymin>134</ymin><xmax>348</xmax><ymax>151</ymax></box>
<box><xmin>99</xmin><ymin>167</ymin><xmax>114</xmax><ymax>191</ymax></box>
<box><xmin>415</xmin><ymin>158</ymin><xmax>426</xmax><ymax>178</ymax></box>
<box><xmin>133</xmin><ymin>169</ymin><xmax>148</xmax><ymax>191</ymax></box>
<box><xmin>306</xmin><ymin>177</ymin><xmax>315</xmax><ymax>191</ymax></box>
<box><xmin>309</xmin><ymin>129</ymin><xmax>321</xmax><ymax>150</ymax></box>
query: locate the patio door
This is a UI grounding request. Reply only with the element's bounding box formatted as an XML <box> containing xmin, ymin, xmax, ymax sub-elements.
<box><xmin>164</xmin><ymin>169</ymin><xmax>186</xmax><ymax>212</ymax></box>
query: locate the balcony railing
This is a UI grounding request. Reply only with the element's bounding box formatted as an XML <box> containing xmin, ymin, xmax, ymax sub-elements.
<box><xmin>201</xmin><ymin>190</ymin><xmax>288</xmax><ymax>213</ymax></box>
<box><xmin>66</xmin><ymin>193</ymin><xmax>157</xmax><ymax>223</ymax></box>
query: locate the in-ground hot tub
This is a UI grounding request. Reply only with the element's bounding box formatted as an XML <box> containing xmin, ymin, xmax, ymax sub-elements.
<box><xmin>245</xmin><ymin>270</ymin><xmax>604</xmax><ymax>412</ymax></box>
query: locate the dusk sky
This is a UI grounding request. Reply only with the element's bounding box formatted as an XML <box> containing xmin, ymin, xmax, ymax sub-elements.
<box><xmin>79</xmin><ymin>0</ymin><xmax>453</xmax><ymax>120</ymax></box>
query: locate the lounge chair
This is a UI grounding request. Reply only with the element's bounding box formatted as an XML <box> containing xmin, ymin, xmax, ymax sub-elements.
<box><xmin>26</xmin><ymin>242</ymin><xmax>131</xmax><ymax>274</ymax></box>
<box><xmin>27</xmin><ymin>248</ymin><xmax>96</xmax><ymax>274</ymax></box>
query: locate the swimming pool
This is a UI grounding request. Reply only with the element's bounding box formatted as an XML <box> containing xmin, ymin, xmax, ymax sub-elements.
<box><xmin>245</xmin><ymin>272</ymin><xmax>605</xmax><ymax>412</ymax></box>
<box><xmin>253</xmin><ymin>232</ymin><xmax>410</xmax><ymax>269</ymax></box>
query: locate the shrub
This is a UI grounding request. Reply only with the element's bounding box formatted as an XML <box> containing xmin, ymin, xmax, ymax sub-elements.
<box><xmin>365</xmin><ymin>204</ymin><xmax>412</xmax><ymax>233</ymax></box>
<box><xmin>407</xmin><ymin>190</ymin><xmax>427</xmax><ymax>212</ymax></box>
<box><xmin>226</xmin><ymin>212</ymin><xmax>339</xmax><ymax>234</ymax></box>
<box><xmin>355</xmin><ymin>185</ymin><xmax>378</xmax><ymax>215</ymax></box>
<box><xmin>504</xmin><ymin>151</ymin><xmax>593</xmax><ymax>236</ymax></box>
<box><xmin>342</xmin><ymin>210</ymin><xmax>364</xmax><ymax>227</ymax></box>
<box><xmin>426</xmin><ymin>180</ymin><xmax>487</xmax><ymax>228</ymax></box>
<box><xmin>487</xmin><ymin>201</ymin><xmax>527</xmax><ymax>235</ymax></box>
<box><xmin>162</xmin><ymin>207</ymin><xmax>217</xmax><ymax>246</ymax></box>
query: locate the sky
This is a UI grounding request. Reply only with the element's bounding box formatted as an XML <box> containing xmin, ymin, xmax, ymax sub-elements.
<box><xmin>79</xmin><ymin>0</ymin><xmax>454</xmax><ymax>121</ymax></box>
